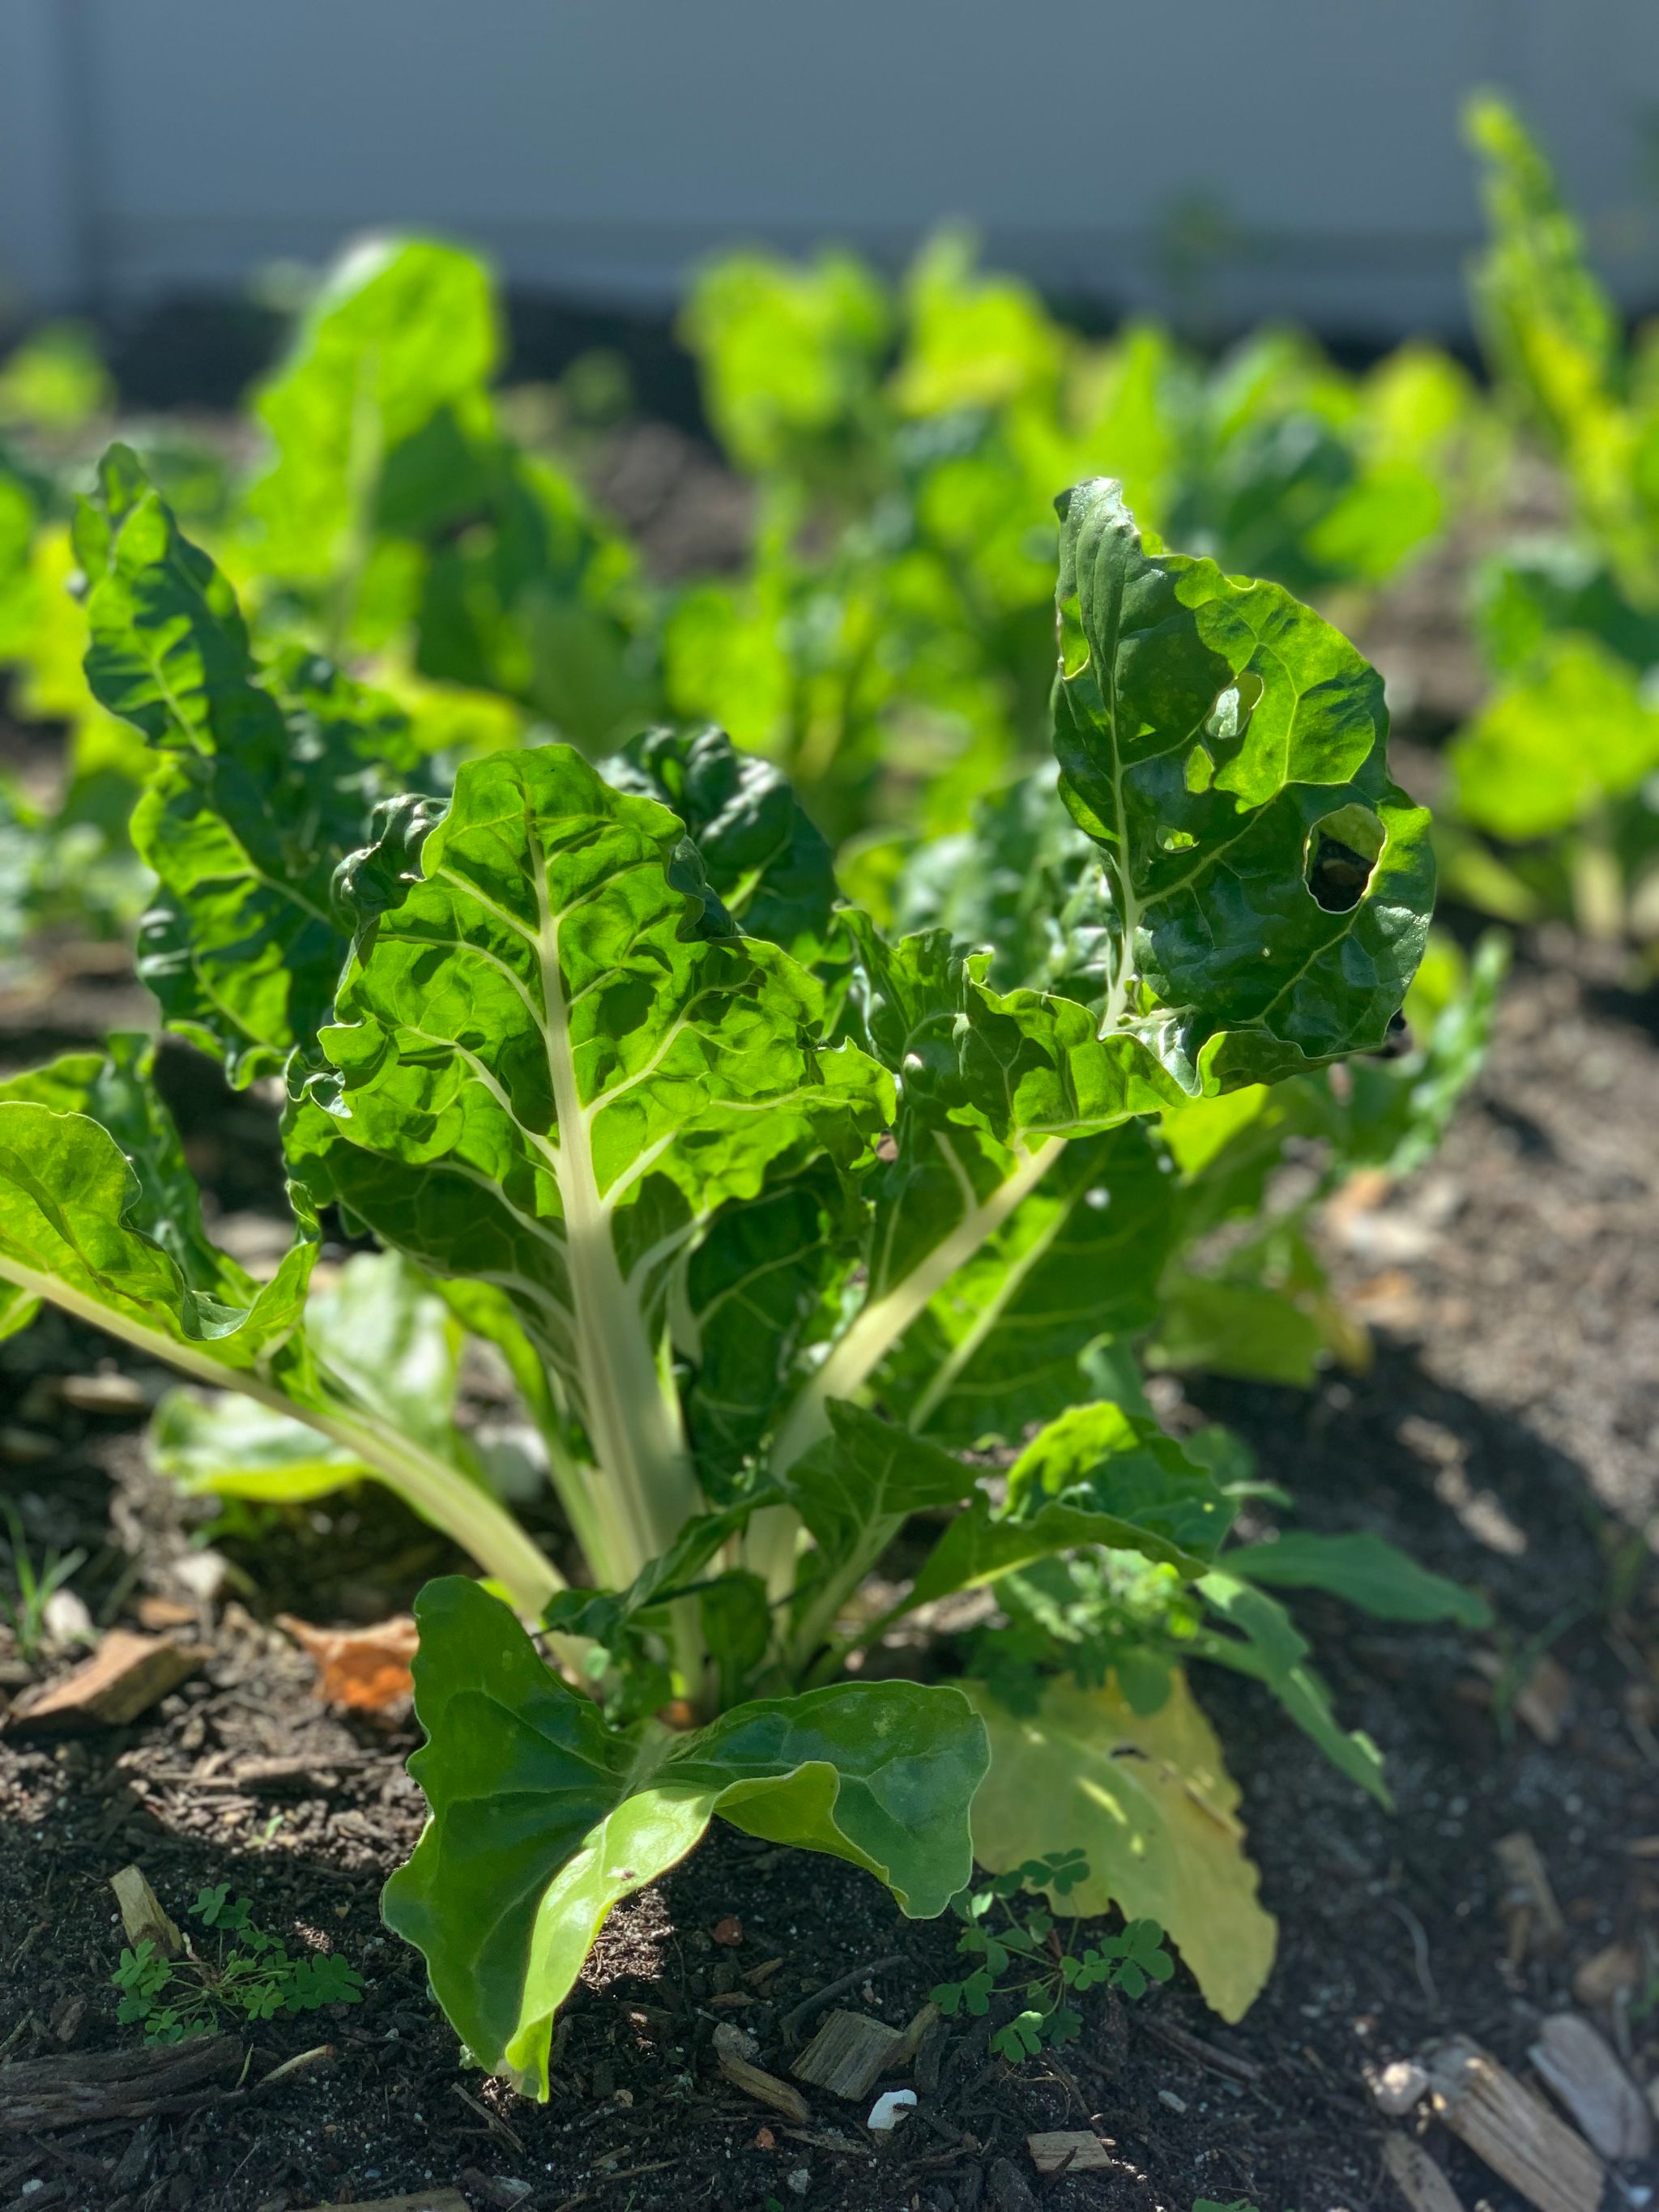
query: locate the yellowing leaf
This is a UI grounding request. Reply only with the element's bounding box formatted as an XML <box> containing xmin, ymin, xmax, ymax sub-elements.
<box><xmin>963</xmin><ymin>1669</ymin><xmax>1277</xmax><ymax>2023</ymax></box>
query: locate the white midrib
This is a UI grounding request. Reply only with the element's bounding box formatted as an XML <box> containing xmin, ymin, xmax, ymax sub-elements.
<box><xmin>768</xmin><ymin>1132</ymin><xmax>1067</xmax><ymax>1474</ymax></box>
<box><xmin>532</xmin><ymin>865</ymin><xmax>701</xmax><ymax>1587</ymax></box>
<box><xmin>0</xmin><ymin>1254</ymin><xmax>563</xmax><ymax>1615</ymax></box>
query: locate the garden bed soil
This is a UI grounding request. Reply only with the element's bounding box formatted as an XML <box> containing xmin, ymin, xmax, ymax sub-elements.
<box><xmin>2</xmin><ymin>942</ymin><xmax>1658</xmax><ymax>2212</ymax></box>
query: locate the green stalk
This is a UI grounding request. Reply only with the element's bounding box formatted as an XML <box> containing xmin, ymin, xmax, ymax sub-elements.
<box><xmin>0</xmin><ymin>1255</ymin><xmax>564</xmax><ymax>1615</ymax></box>
<box><xmin>769</xmin><ymin>1136</ymin><xmax>1065</xmax><ymax>1474</ymax></box>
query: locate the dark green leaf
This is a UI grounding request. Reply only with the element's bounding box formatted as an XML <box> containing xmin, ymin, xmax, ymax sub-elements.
<box><xmin>382</xmin><ymin>1577</ymin><xmax>987</xmax><ymax>2094</ymax></box>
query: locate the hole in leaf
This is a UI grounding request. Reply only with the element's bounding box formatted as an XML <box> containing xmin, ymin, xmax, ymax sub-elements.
<box><xmin>1304</xmin><ymin>803</ymin><xmax>1385</xmax><ymax>912</ymax></box>
<box><xmin>1205</xmin><ymin>668</ymin><xmax>1264</xmax><ymax>744</ymax></box>
<box><xmin>1183</xmin><ymin>744</ymin><xmax>1215</xmax><ymax>793</ymax></box>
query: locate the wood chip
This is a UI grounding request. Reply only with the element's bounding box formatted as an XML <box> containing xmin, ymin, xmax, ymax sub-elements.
<box><xmin>276</xmin><ymin>1612</ymin><xmax>417</xmax><ymax>1711</ymax></box>
<box><xmin>135</xmin><ymin>1596</ymin><xmax>198</xmax><ymax>1631</ymax></box>
<box><xmin>293</xmin><ymin>2196</ymin><xmax>470</xmax><ymax>2212</ymax></box>
<box><xmin>1572</xmin><ymin>1941</ymin><xmax>1640</xmax><ymax>2010</ymax></box>
<box><xmin>0</xmin><ymin>2035</ymin><xmax>241</xmax><ymax>2132</ymax></box>
<box><xmin>1422</xmin><ymin>2035</ymin><xmax>1605</xmax><ymax>2212</ymax></box>
<box><xmin>1383</xmin><ymin>2131</ymin><xmax>1466</xmax><ymax>2212</ymax></box>
<box><xmin>6</xmin><ymin>1631</ymin><xmax>198</xmax><ymax>1733</ymax></box>
<box><xmin>1529</xmin><ymin>2013</ymin><xmax>1653</xmax><ymax>2160</ymax></box>
<box><xmin>109</xmin><ymin>1865</ymin><xmax>183</xmax><ymax>1958</ymax></box>
<box><xmin>1027</xmin><ymin>2130</ymin><xmax>1113</xmax><ymax>2175</ymax></box>
<box><xmin>1494</xmin><ymin>1831</ymin><xmax>1567</xmax><ymax>1961</ymax></box>
<box><xmin>715</xmin><ymin>2046</ymin><xmax>810</xmax><ymax>2124</ymax></box>
<box><xmin>56</xmin><ymin>1370</ymin><xmax>150</xmax><ymax>1414</ymax></box>
<box><xmin>791</xmin><ymin>2010</ymin><xmax>903</xmax><ymax>2099</ymax></box>
<box><xmin>1373</xmin><ymin>2057</ymin><xmax>1430</xmax><ymax>2116</ymax></box>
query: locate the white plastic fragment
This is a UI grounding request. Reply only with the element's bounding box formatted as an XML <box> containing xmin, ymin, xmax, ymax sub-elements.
<box><xmin>867</xmin><ymin>2088</ymin><xmax>917</xmax><ymax>2132</ymax></box>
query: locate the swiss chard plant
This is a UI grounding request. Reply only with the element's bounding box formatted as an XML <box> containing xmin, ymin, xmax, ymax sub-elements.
<box><xmin>0</xmin><ymin>454</ymin><xmax>1485</xmax><ymax>2096</ymax></box>
<box><xmin>671</xmin><ymin>233</ymin><xmax>1491</xmax><ymax>836</ymax></box>
<box><xmin>1441</xmin><ymin>96</ymin><xmax>1659</xmax><ymax>974</ymax></box>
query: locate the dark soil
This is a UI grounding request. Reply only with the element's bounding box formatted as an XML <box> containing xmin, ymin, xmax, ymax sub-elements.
<box><xmin>2</xmin><ymin>935</ymin><xmax>1658</xmax><ymax>2212</ymax></box>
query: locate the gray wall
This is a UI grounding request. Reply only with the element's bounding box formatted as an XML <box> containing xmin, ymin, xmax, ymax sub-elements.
<box><xmin>2</xmin><ymin>0</ymin><xmax>1657</xmax><ymax>336</ymax></box>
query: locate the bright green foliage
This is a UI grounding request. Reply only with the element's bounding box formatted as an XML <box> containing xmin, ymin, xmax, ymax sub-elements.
<box><xmin>668</xmin><ymin>234</ymin><xmax>1485</xmax><ymax>836</ymax></box>
<box><xmin>111</xmin><ymin>1886</ymin><xmax>364</xmax><ymax>2044</ymax></box>
<box><xmin>0</xmin><ymin>454</ymin><xmax>1476</xmax><ymax>2073</ymax></box>
<box><xmin>1448</xmin><ymin>97</ymin><xmax>1659</xmax><ymax>971</ymax></box>
<box><xmin>383</xmin><ymin>1577</ymin><xmax>987</xmax><ymax>2093</ymax></box>
<box><xmin>931</xmin><ymin>1852</ymin><xmax>1171</xmax><ymax>2063</ymax></box>
<box><xmin>1052</xmin><ymin>477</ymin><xmax>1432</xmax><ymax>1085</ymax></box>
<box><xmin>75</xmin><ymin>446</ymin><xmax>429</xmax><ymax>1083</ymax></box>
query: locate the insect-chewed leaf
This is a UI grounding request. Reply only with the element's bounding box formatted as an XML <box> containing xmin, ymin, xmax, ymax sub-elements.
<box><xmin>1051</xmin><ymin>478</ymin><xmax>1432</xmax><ymax>1089</ymax></box>
<box><xmin>383</xmin><ymin>1576</ymin><xmax>987</xmax><ymax>2095</ymax></box>
<box><xmin>964</xmin><ymin>1669</ymin><xmax>1277</xmax><ymax>2024</ymax></box>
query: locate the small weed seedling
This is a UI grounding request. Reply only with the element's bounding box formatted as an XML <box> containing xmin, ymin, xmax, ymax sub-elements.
<box><xmin>112</xmin><ymin>1885</ymin><xmax>364</xmax><ymax>2043</ymax></box>
<box><xmin>0</xmin><ymin>1504</ymin><xmax>87</xmax><ymax>1665</ymax></box>
<box><xmin>932</xmin><ymin>1852</ymin><xmax>1172</xmax><ymax>2063</ymax></box>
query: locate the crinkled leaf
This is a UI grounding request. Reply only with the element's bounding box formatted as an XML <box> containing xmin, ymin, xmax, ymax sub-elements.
<box><xmin>1225</xmin><ymin>1531</ymin><xmax>1490</xmax><ymax>1629</ymax></box>
<box><xmin>892</xmin><ymin>765</ymin><xmax>1105</xmax><ymax>995</ymax></box>
<box><xmin>1003</xmin><ymin>1401</ymin><xmax>1235</xmax><ymax>1550</ymax></box>
<box><xmin>1051</xmin><ymin>478</ymin><xmax>1432</xmax><ymax>1088</ymax></box>
<box><xmin>785</xmin><ymin>1399</ymin><xmax>978</xmax><ymax>1579</ymax></box>
<box><xmin>0</xmin><ymin>1098</ymin><xmax>314</xmax><ymax>1390</ymax></box>
<box><xmin>964</xmin><ymin>1670</ymin><xmax>1276</xmax><ymax>2022</ymax></box>
<box><xmin>603</xmin><ymin>724</ymin><xmax>838</xmax><ymax>963</ymax></box>
<box><xmin>75</xmin><ymin>449</ymin><xmax>426</xmax><ymax>1082</ymax></box>
<box><xmin>383</xmin><ymin>1577</ymin><xmax>987</xmax><ymax>2094</ymax></box>
<box><xmin>684</xmin><ymin>1161</ymin><xmax>859</xmax><ymax>1490</ymax></box>
<box><xmin>285</xmin><ymin>744</ymin><xmax>889</xmax><ymax>1550</ymax></box>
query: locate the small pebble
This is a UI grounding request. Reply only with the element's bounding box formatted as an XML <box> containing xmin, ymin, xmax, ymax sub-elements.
<box><xmin>787</xmin><ymin>2166</ymin><xmax>812</xmax><ymax>2196</ymax></box>
<box><xmin>1158</xmin><ymin>2088</ymin><xmax>1188</xmax><ymax>2113</ymax></box>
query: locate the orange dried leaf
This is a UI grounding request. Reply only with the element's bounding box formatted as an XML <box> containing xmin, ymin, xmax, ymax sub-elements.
<box><xmin>277</xmin><ymin>1613</ymin><xmax>418</xmax><ymax>1711</ymax></box>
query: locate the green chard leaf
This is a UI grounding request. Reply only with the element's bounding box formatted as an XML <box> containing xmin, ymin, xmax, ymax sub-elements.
<box><xmin>906</xmin><ymin>1400</ymin><xmax>1231</xmax><ymax>1609</ymax></box>
<box><xmin>383</xmin><ymin>1577</ymin><xmax>987</xmax><ymax>2095</ymax></box>
<box><xmin>285</xmin><ymin>743</ymin><xmax>890</xmax><ymax>1583</ymax></box>
<box><xmin>1192</xmin><ymin>1569</ymin><xmax>1388</xmax><ymax>1803</ymax></box>
<box><xmin>0</xmin><ymin>1059</ymin><xmax>316</xmax><ymax>1392</ymax></box>
<box><xmin>1223</xmin><ymin>1530</ymin><xmax>1490</xmax><ymax>1629</ymax></box>
<box><xmin>1050</xmin><ymin>477</ymin><xmax>1433</xmax><ymax>1088</ymax></box>
<box><xmin>603</xmin><ymin>724</ymin><xmax>840</xmax><ymax>964</ymax></box>
<box><xmin>74</xmin><ymin>447</ymin><xmax>429</xmax><ymax>1083</ymax></box>
<box><xmin>878</xmin><ymin>1122</ymin><xmax>1179</xmax><ymax>1447</ymax></box>
<box><xmin>246</xmin><ymin>237</ymin><xmax>499</xmax><ymax>590</ymax></box>
<box><xmin>0</xmin><ymin>1043</ymin><xmax>560</xmax><ymax>1610</ymax></box>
